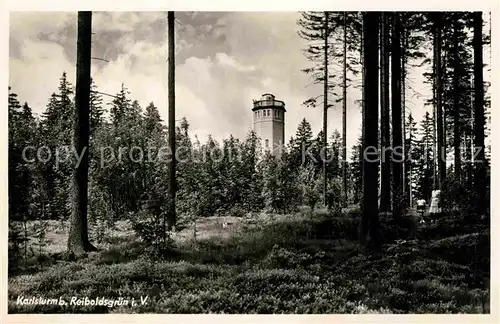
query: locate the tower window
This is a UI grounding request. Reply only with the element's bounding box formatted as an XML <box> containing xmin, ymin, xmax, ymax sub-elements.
<box><xmin>265</xmin><ymin>139</ymin><xmax>269</xmax><ymax>148</ymax></box>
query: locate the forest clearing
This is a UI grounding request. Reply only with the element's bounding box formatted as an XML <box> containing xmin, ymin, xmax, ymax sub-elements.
<box><xmin>8</xmin><ymin>206</ymin><xmax>490</xmax><ymax>314</ymax></box>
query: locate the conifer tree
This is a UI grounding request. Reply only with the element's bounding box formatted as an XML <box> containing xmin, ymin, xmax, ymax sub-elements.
<box><xmin>68</xmin><ymin>11</ymin><xmax>96</xmax><ymax>256</ymax></box>
<box><xmin>359</xmin><ymin>12</ymin><xmax>380</xmax><ymax>249</ymax></box>
<box><xmin>473</xmin><ymin>11</ymin><xmax>486</xmax><ymax>216</ymax></box>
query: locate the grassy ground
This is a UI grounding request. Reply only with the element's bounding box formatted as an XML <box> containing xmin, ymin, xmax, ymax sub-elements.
<box><xmin>8</xmin><ymin>208</ymin><xmax>490</xmax><ymax>314</ymax></box>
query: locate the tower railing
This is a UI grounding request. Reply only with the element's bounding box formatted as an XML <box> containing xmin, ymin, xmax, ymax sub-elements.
<box><xmin>253</xmin><ymin>99</ymin><xmax>285</xmax><ymax>108</ymax></box>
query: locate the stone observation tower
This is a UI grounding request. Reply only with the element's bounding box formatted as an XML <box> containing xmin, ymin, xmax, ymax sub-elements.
<box><xmin>252</xmin><ymin>93</ymin><xmax>286</xmax><ymax>155</ymax></box>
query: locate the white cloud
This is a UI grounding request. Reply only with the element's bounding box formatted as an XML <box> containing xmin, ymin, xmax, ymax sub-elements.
<box><xmin>92</xmin><ymin>12</ymin><xmax>160</xmax><ymax>33</ymax></box>
<box><xmin>9</xmin><ymin>12</ymin><xmax>74</xmax><ymax>41</ymax></box>
<box><xmin>215</xmin><ymin>53</ymin><xmax>255</xmax><ymax>72</ymax></box>
<box><xmin>9</xmin><ymin>11</ymin><xmax>441</xmax><ymax>151</ymax></box>
<box><xmin>9</xmin><ymin>39</ymin><xmax>75</xmax><ymax>114</ymax></box>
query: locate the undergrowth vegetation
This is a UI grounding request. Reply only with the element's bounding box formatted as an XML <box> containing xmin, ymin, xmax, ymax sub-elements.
<box><xmin>8</xmin><ymin>208</ymin><xmax>490</xmax><ymax>314</ymax></box>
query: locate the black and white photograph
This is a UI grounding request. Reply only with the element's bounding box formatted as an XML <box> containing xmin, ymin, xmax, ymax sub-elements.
<box><xmin>5</xmin><ymin>7</ymin><xmax>494</xmax><ymax>317</ymax></box>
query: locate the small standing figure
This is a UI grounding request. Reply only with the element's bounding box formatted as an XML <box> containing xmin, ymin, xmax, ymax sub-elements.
<box><xmin>416</xmin><ymin>198</ymin><xmax>427</xmax><ymax>221</ymax></box>
<box><xmin>428</xmin><ymin>189</ymin><xmax>442</xmax><ymax>217</ymax></box>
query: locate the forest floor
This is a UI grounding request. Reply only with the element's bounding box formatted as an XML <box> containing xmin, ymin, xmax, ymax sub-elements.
<box><xmin>8</xmin><ymin>208</ymin><xmax>490</xmax><ymax>314</ymax></box>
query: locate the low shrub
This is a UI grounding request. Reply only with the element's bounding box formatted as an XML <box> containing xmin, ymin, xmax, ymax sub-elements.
<box><xmin>440</xmin><ymin>177</ymin><xmax>475</xmax><ymax>215</ymax></box>
<box><xmin>261</xmin><ymin>245</ymin><xmax>313</xmax><ymax>269</ymax></box>
<box><xmin>130</xmin><ymin>192</ymin><xmax>174</xmax><ymax>259</ymax></box>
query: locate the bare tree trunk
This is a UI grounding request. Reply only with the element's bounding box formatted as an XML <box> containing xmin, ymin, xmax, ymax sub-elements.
<box><xmin>323</xmin><ymin>11</ymin><xmax>329</xmax><ymax>207</ymax></box>
<box><xmin>342</xmin><ymin>12</ymin><xmax>348</xmax><ymax>207</ymax></box>
<box><xmin>442</xmin><ymin>48</ymin><xmax>448</xmax><ymax>173</ymax></box>
<box><xmin>167</xmin><ymin>11</ymin><xmax>177</xmax><ymax>231</ymax></box>
<box><xmin>468</xmin><ymin>75</ymin><xmax>475</xmax><ymax>186</ymax></box>
<box><xmin>401</xmin><ymin>18</ymin><xmax>407</xmax><ymax>206</ymax></box>
<box><xmin>391</xmin><ymin>12</ymin><xmax>403</xmax><ymax>219</ymax></box>
<box><xmin>68</xmin><ymin>11</ymin><xmax>96</xmax><ymax>256</ymax></box>
<box><xmin>473</xmin><ymin>11</ymin><xmax>486</xmax><ymax>216</ymax></box>
<box><xmin>359</xmin><ymin>14</ymin><xmax>365</xmax><ymax>205</ymax></box>
<box><xmin>432</xmin><ymin>55</ymin><xmax>438</xmax><ymax>190</ymax></box>
<box><xmin>360</xmin><ymin>12</ymin><xmax>380</xmax><ymax>249</ymax></box>
<box><xmin>453</xmin><ymin>13</ymin><xmax>461</xmax><ymax>181</ymax></box>
<box><xmin>434</xmin><ymin>13</ymin><xmax>445</xmax><ymax>190</ymax></box>
<box><xmin>380</xmin><ymin>13</ymin><xmax>391</xmax><ymax>214</ymax></box>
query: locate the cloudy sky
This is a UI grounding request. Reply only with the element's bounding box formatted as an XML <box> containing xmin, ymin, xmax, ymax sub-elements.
<box><xmin>8</xmin><ymin>11</ymin><xmax>491</xmax><ymax>154</ymax></box>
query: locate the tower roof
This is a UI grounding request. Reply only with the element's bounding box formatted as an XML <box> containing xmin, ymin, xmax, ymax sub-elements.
<box><xmin>252</xmin><ymin>93</ymin><xmax>286</xmax><ymax>112</ymax></box>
